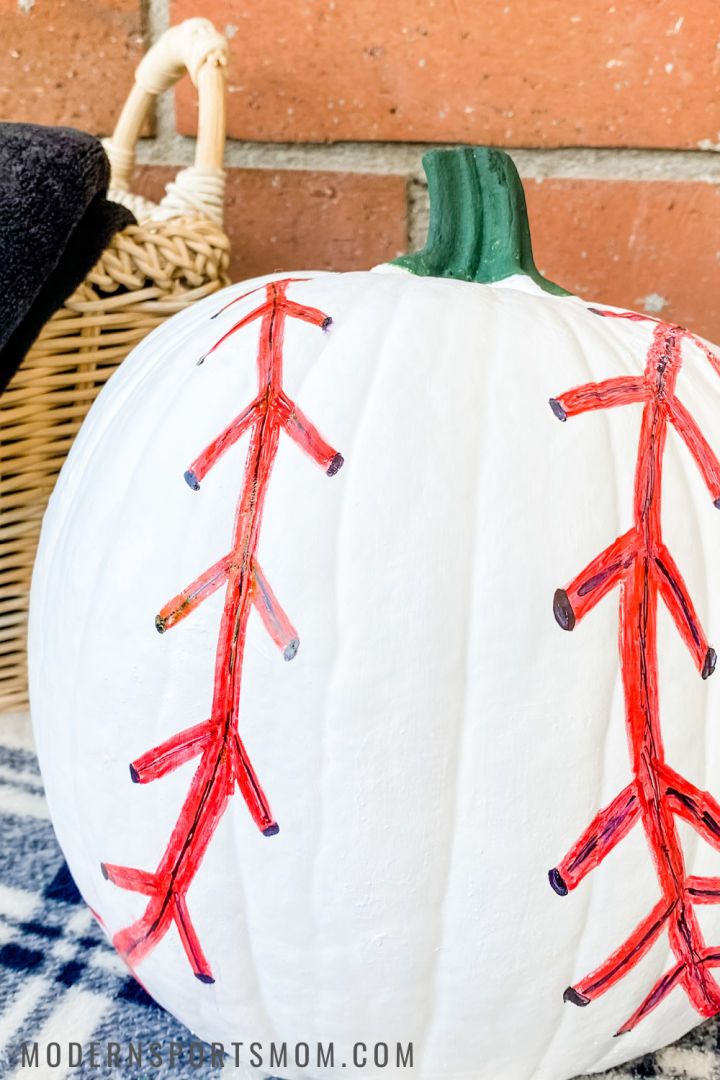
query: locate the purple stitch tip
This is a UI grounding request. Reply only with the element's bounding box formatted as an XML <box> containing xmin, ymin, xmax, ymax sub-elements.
<box><xmin>327</xmin><ymin>452</ymin><xmax>344</xmax><ymax>477</ymax></box>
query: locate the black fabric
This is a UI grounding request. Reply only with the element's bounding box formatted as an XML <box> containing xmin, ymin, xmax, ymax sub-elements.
<box><xmin>0</xmin><ymin>123</ymin><xmax>135</xmax><ymax>393</ymax></box>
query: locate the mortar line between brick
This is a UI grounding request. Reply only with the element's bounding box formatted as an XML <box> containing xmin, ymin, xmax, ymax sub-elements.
<box><xmin>134</xmin><ymin>136</ymin><xmax>720</xmax><ymax>182</ymax></box>
<box><xmin>146</xmin><ymin>0</ymin><xmax>173</xmax><ymax>142</ymax></box>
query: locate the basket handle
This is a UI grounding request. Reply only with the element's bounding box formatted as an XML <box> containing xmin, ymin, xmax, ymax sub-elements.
<box><xmin>104</xmin><ymin>18</ymin><xmax>228</xmax><ymax>225</ymax></box>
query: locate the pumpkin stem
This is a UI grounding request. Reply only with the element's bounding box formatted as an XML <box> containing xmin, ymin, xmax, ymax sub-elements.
<box><xmin>393</xmin><ymin>147</ymin><xmax>569</xmax><ymax>295</ymax></box>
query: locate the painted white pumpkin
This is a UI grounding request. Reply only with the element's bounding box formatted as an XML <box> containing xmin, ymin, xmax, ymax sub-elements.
<box><xmin>29</xmin><ymin>148</ymin><xmax>720</xmax><ymax>1080</ymax></box>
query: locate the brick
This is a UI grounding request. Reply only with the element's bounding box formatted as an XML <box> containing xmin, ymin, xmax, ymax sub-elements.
<box><xmin>131</xmin><ymin>166</ymin><xmax>408</xmax><ymax>281</ymax></box>
<box><xmin>172</xmin><ymin>0</ymin><xmax>720</xmax><ymax>148</ymax></box>
<box><xmin>122</xmin><ymin>167</ymin><xmax>720</xmax><ymax>342</ymax></box>
<box><xmin>525</xmin><ymin>179</ymin><xmax>720</xmax><ymax>343</ymax></box>
<box><xmin>0</xmin><ymin>0</ymin><xmax>143</xmax><ymax>134</ymax></box>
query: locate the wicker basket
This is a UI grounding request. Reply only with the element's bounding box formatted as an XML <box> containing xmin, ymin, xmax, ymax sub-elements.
<box><xmin>0</xmin><ymin>18</ymin><xmax>231</xmax><ymax>711</ymax></box>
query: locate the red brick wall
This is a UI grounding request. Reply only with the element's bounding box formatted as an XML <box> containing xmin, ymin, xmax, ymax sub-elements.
<box><xmin>2</xmin><ymin>0</ymin><xmax>720</xmax><ymax>338</ymax></box>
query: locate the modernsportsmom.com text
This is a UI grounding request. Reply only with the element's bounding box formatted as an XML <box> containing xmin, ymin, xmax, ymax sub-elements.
<box><xmin>19</xmin><ymin>1038</ymin><xmax>415</xmax><ymax>1071</ymax></box>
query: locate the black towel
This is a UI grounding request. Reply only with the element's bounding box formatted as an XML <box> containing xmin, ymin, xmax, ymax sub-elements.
<box><xmin>0</xmin><ymin>123</ymin><xmax>135</xmax><ymax>393</ymax></box>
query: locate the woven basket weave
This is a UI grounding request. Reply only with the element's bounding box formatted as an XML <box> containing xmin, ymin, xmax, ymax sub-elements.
<box><xmin>0</xmin><ymin>18</ymin><xmax>231</xmax><ymax>710</ymax></box>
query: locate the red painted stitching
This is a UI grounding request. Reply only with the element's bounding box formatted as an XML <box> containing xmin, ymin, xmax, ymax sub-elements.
<box><xmin>101</xmin><ymin>279</ymin><xmax>342</xmax><ymax>982</ymax></box>
<box><xmin>550</xmin><ymin>308</ymin><xmax>720</xmax><ymax>1035</ymax></box>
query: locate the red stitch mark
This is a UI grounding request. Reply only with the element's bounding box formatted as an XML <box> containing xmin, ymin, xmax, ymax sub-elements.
<box><xmin>101</xmin><ymin>279</ymin><xmax>342</xmax><ymax>982</ymax></box>
<box><xmin>550</xmin><ymin>308</ymin><xmax>720</xmax><ymax>1035</ymax></box>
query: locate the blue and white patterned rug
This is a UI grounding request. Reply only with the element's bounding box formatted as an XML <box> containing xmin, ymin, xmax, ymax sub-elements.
<box><xmin>0</xmin><ymin>710</ymin><xmax>717</xmax><ymax>1079</ymax></box>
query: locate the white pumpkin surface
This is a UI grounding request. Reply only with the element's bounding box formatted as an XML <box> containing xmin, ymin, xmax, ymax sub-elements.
<box><xmin>29</xmin><ymin>153</ymin><xmax>720</xmax><ymax>1080</ymax></box>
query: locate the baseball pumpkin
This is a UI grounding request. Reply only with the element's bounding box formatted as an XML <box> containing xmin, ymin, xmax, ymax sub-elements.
<box><xmin>29</xmin><ymin>148</ymin><xmax>720</xmax><ymax>1079</ymax></box>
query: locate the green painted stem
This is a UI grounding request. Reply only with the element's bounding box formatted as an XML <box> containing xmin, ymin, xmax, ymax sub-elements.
<box><xmin>393</xmin><ymin>147</ymin><xmax>569</xmax><ymax>295</ymax></box>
